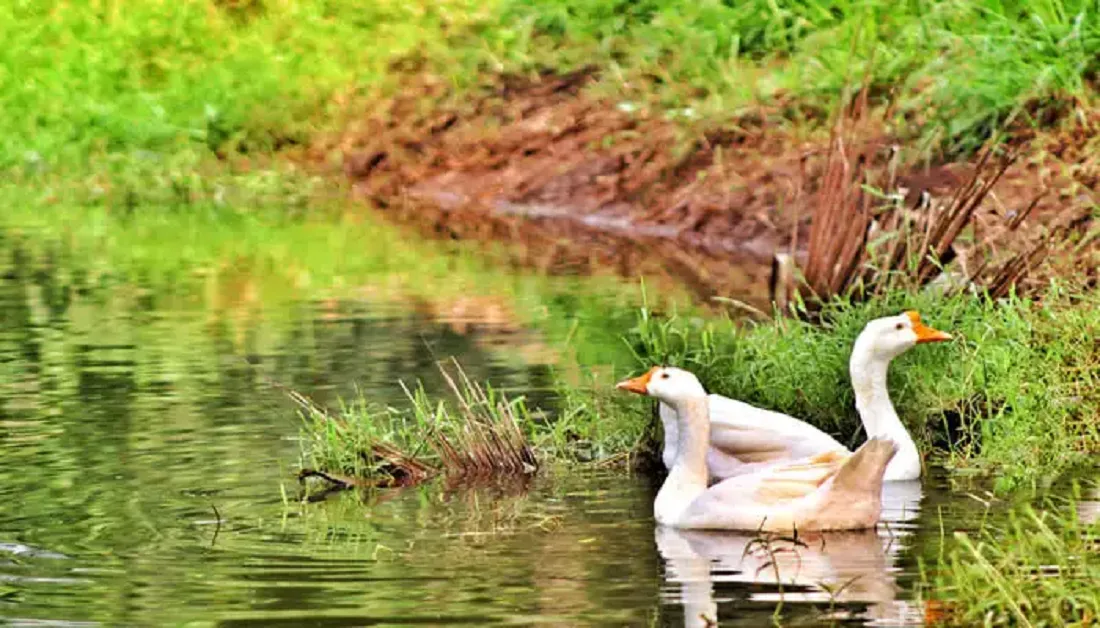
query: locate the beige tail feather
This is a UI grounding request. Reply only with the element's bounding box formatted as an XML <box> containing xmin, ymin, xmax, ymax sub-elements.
<box><xmin>807</xmin><ymin>449</ymin><xmax>849</xmax><ymax>466</ymax></box>
<box><xmin>828</xmin><ymin>438</ymin><xmax>898</xmax><ymax>496</ymax></box>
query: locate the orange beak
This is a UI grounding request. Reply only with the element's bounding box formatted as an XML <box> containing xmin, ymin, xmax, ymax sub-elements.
<box><xmin>906</xmin><ymin>311</ymin><xmax>953</xmax><ymax>344</ymax></box>
<box><xmin>616</xmin><ymin>366</ymin><xmax>659</xmax><ymax>395</ymax></box>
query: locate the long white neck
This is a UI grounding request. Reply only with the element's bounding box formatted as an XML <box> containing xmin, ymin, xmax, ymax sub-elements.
<box><xmin>658</xmin><ymin>402</ymin><xmax>679</xmax><ymax>469</ymax></box>
<box><xmin>655</xmin><ymin>396</ymin><xmax>710</xmax><ymax>524</ymax></box>
<box><xmin>849</xmin><ymin>339</ymin><xmax>921</xmax><ymax>481</ymax></box>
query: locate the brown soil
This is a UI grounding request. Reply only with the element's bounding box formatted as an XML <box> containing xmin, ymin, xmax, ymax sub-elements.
<box><xmin>315</xmin><ymin>70</ymin><xmax>1099</xmax><ymax>305</ymax></box>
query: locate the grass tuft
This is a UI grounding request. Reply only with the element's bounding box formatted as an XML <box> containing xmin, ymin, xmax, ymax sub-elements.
<box><xmin>924</xmin><ymin>486</ymin><xmax>1100</xmax><ymax>626</ymax></box>
<box><xmin>297</xmin><ymin>360</ymin><xmax>538</xmax><ymax>487</ymax></box>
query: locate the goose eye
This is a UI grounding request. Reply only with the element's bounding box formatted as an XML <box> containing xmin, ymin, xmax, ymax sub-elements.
<box><xmin>895</xmin><ymin>323</ymin><xmax>904</xmax><ymax>330</ymax></box>
<box><xmin>660</xmin><ymin>373</ymin><xmax>670</xmax><ymax>380</ymax></box>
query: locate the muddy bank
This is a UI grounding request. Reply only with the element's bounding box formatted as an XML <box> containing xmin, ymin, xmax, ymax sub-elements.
<box><xmin>321</xmin><ymin>70</ymin><xmax>1098</xmax><ymax>304</ymax></box>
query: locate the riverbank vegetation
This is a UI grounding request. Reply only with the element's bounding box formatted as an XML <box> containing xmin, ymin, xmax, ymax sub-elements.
<box><xmin>472</xmin><ymin>0</ymin><xmax>1100</xmax><ymax>156</ymax></box>
<box><xmin>923</xmin><ymin>487</ymin><xmax>1100</xmax><ymax>626</ymax></box>
<box><xmin>6</xmin><ymin>0</ymin><xmax>1099</xmax><ymax>173</ymax></box>
<box><xmin>625</xmin><ymin>287</ymin><xmax>1100</xmax><ymax>491</ymax></box>
<box><xmin>299</xmin><ymin>283</ymin><xmax>1100</xmax><ymax>491</ymax></box>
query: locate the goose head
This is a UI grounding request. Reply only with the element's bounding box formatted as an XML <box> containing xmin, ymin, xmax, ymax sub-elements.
<box><xmin>616</xmin><ymin>366</ymin><xmax>706</xmax><ymax>406</ymax></box>
<box><xmin>854</xmin><ymin>311</ymin><xmax>952</xmax><ymax>363</ymax></box>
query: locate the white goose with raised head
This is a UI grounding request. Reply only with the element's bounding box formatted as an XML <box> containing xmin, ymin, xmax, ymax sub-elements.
<box><xmin>657</xmin><ymin>311</ymin><xmax>951</xmax><ymax>482</ymax></box>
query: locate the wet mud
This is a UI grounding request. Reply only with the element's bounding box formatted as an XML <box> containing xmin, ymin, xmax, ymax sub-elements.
<box><xmin>320</xmin><ymin>70</ymin><xmax>1099</xmax><ymax>304</ymax></box>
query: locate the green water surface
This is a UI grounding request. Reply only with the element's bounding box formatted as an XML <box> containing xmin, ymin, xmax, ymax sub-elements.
<box><xmin>0</xmin><ymin>212</ymin><xmax>1085</xmax><ymax>627</ymax></box>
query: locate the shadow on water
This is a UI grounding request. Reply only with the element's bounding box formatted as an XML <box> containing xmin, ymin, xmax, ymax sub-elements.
<box><xmin>0</xmin><ymin>226</ymin><xmax>1094</xmax><ymax>627</ymax></box>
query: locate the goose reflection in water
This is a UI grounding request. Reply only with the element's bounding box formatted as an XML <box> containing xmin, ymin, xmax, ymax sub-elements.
<box><xmin>656</xmin><ymin>480</ymin><xmax>925</xmax><ymax>627</ymax></box>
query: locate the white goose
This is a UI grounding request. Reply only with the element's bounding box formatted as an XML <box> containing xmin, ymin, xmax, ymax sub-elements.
<box><xmin>657</xmin><ymin>311</ymin><xmax>951</xmax><ymax>482</ymax></box>
<box><xmin>618</xmin><ymin>366</ymin><xmax>898</xmax><ymax>531</ymax></box>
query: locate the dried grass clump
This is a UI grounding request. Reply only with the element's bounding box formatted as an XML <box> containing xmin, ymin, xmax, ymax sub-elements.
<box><xmin>295</xmin><ymin>359</ymin><xmax>538</xmax><ymax>491</ymax></box>
<box><xmin>415</xmin><ymin>363</ymin><xmax>538</xmax><ymax>479</ymax></box>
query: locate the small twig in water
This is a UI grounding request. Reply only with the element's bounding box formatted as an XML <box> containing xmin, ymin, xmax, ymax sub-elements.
<box><xmin>210</xmin><ymin>503</ymin><xmax>222</xmax><ymax>548</ymax></box>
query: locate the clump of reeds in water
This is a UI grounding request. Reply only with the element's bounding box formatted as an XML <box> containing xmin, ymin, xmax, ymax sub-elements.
<box><xmin>296</xmin><ymin>359</ymin><xmax>538</xmax><ymax>491</ymax></box>
<box><xmin>786</xmin><ymin>87</ymin><xmax>1095</xmax><ymax>309</ymax></box>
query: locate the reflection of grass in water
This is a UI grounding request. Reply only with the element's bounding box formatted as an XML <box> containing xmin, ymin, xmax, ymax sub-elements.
<box><xmin>283</xmin><ymin>474</ymin><xmax>661</xmax><ymax>624</ymax></box>
<box><xmin>924</xmin><ymin>486</ymin><xmax>1100</xmax><ymax>626</ymax></box>
<box><xmin>2</xmin><ymin>169</ymin><xmax>605</xmax><ymax>302</ymax></box>
<box><xmin>290</xmin><ymin>476</ymin><xmax>550</xmax><ymax>554</ymax></box>
<box><xmin>2</xmin><ymin>166</ymin><xmax>673</xmax><ymax>371</ymax></box>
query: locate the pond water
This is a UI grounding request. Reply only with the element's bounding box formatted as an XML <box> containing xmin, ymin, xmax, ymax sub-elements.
<box><xmin>0</xmin><ymin>222</ymin><xmax>1087</xmax><ymax>627</ymax></box>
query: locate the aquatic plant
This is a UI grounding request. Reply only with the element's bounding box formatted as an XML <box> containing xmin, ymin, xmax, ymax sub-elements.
<box><xmin>295</xmin><ymin>354</ymin><xmax>662</xmax><ymax>487</ymax></box>
<box><xmin>297</xmin><ymin>360</ymin><xmax>538</xmax><ymax>488</ymax></box>
<box><xmin>922</xmin><ymin>487</ymin><xmax>1100</xmax><ymax>626</ymax></box>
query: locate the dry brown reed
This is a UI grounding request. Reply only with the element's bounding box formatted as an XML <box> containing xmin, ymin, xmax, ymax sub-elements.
<box><xmin>404</xmin><ymin>360</ymin><xmax>539</xmax><ymax>479</ymax></box>
<box><xmin>795</xmin><ymin>90</ymin><xmax>1092</xmax><ymax>306</ymax></box>
<box><xmin>294</xmin><ymin>359</ymin><xmax>538</xmax><ymax>491</ymax></box>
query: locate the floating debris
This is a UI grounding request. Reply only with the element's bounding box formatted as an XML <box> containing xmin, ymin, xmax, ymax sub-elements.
<box><xmin>0</xmin><ymin>542</ymin><xmax>68</xmax><ymax>560</ymax></box>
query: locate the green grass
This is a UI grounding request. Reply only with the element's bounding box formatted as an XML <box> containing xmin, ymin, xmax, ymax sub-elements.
<box><xmin>599</xmin><ymin>286</ymin><xmax>1100</xmax><ymax>491</ymax></box>
<box><xmin>3</xmin><ymin>0</ymin><xmax>1097</xmax><ymax>177</ymax></box>
<box><xmin>0</xmin><ymin>0</ymin><xmax>490</xmax><ymax>170</ymax></box>
<box><xmin>466</xmin><ymin>0</ymin><xmax>1100</xmax><ymax>154</ymax></box>
<box><xmin>923</xmin><ymin>485</ymin><xmax>1100</xmax><ymax>626</ymax></box>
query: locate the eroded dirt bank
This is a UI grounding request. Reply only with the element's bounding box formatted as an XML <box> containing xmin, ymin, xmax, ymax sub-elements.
<box><xmin>315</xmin><ymin>70</ymin><xmax>1098</xmax><ymax>305</ymax></box>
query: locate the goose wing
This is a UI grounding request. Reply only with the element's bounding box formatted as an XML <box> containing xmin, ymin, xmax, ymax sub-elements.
<box><xmin>705</xmin><ymin>394</ymin><xmax>848</xmax><ymax>463</ymax></box>
<box><xmin>675</xmin><ymin>452</ymin><xmax>847</xmax><ymax>529</ymax></box>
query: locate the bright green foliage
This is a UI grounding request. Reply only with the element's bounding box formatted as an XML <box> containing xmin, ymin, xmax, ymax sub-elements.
<box><xmin>926</xmin><ymin>488</ymin><xmax>1100</xmax><ymax>626</ymax></box>
<box><xmin>0</xmin><ymin>0</ymin><xmax>481</xmax><ymax>169</ymax></box>
<box><xmin>470</xmin><ymin>0</ymin><xmax>1100</xmax><ymax>154</ymax></box>
<box><xmin>3</xmin><ymin>0</ymin><xmax>1098</xmax><ymax>174</ymax></box>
